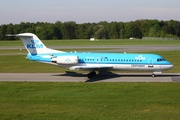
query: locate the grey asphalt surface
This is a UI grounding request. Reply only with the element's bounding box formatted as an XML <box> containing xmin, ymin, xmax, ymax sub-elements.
<box><xmin>0</xmin><ymin>73</ymin><xmax>180</xmax><ymax>82</ymax></box>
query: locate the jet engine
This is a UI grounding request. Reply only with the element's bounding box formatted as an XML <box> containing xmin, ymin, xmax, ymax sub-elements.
<box><xmin>51</xmin><ymin>56</ymin><xmax>78</xmax><ymax>64</ymax></box>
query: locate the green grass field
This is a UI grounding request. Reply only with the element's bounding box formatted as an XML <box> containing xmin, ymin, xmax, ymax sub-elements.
<box><xmin>0</xmin><ymin>40</ymin><xmax>180</xmax><ymax>120</ymax></box>
<box><xmin>0</xmin><ymin>82</ymin><xmax>180</xmax><ymax>120</ymax></box>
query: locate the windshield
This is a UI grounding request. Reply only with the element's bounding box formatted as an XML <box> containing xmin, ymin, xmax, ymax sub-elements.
<box><xmin>157</xmin><ymin>58</ymin><xmax>166</xmax><ymax>62</ymax></box>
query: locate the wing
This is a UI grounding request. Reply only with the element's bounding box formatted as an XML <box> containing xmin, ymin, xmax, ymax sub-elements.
<box><xmin>69</xmin><ymin>65</ymin><xmax>113</xmax><ymax>70</ymax></box>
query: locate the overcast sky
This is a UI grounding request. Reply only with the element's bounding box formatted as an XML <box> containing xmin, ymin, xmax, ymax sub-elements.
<box><xmin>0</xmin><ymin>0</ymin><xmax>180</xmax><ymax>24</ymax></box>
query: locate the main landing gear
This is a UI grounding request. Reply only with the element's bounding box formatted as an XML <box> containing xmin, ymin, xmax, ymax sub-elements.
<box><xmin>87</xmin><ymin>71</ymin><xmax>96</xmax><ymax>78</ymax></box>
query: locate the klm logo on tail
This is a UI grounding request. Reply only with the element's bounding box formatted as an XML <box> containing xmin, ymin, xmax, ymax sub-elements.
<box><xmin>27</xmin><ymin>40</ymin><xmax>43</xmax><ymax>49</ymax></box>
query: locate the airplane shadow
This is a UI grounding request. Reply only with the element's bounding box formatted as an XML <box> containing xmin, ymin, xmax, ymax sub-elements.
<box><xmin>52</xmin><ymin>71</ymin><xmax>180</xmax><ymax>82</ymax></box>
<box><xmin>52</xmin><ymin>71</ymin><xmax>121</xmax><ymax>82</ymax></box>
<box><xmin>86</xmin><ymin>72</ymin><xmax>120</xmax><ymax>82</ymax></box>
<box><xmin>53</xmin><ymin>71</ymin><xmax>87</xmax><ymax>77</ymax></box>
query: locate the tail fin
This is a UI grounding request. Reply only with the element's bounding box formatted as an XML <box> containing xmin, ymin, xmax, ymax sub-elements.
<box><xmin>7</xmin><ymin>33</ymin><xmax>65</xmax><ymax>55</ymax></box>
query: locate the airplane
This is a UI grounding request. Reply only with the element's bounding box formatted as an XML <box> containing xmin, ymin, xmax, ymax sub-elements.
<box><xmin>7</xmin><ymin>33</ymin><xmax>173</xmax><ymax>78</ymax></box>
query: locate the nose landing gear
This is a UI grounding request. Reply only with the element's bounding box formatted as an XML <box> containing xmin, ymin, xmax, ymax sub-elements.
<box><xmin>152</xmin><ymin>73</ymin><xmax>155</xmax><ymax>78</ymax></box>
<box><xmin>152</xmin><ymin>71</ymin><xmax>161</xmax><ymax>78</ymax></box>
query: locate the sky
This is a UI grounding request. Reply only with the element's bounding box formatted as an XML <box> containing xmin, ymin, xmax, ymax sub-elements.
<box><xmin>0</xmin><ymin>0</ymin><xmax>180</xmax><ymax>24</ymax></box>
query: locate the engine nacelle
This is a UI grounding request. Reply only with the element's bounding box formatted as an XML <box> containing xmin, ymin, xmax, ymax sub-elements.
<box><xmin>52</xmin><ymin>56</ymin><xmax>78</xmax><ymax>64</ymax></box>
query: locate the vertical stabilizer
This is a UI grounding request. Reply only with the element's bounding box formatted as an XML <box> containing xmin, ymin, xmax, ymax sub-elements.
<box><xmin>7</xmin><ymin>33</ymin><xmax>64</xmax><ymax>55</ymax></box>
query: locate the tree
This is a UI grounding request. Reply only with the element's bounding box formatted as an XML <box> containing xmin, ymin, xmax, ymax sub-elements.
<box><xmin>61</xmin><ymin>21</ymin><xmax>76</xmax><ymax>39</ymax></box>
<box><xmin>166</xmin><ymin>20</ymin><xmax>180</xmax><ymax>37</ymax></box>
<box><xmin>108</xmin><ymin>22</ymin><xmax>119</xmax><ymax>39</ymax></box>
<box><xmin>125</xmin><ymin>22</ymin><xmax>142</xmax><ymax>38</ymax></box>
<box><xmin>75</xmin><ymin>23</ymin><xmax>87</xmax><ymax>39</ymax></box>
<box><xmin>54</xmin><ymin>21</ymin><xmax>63</xmax><ymax>39</ymax></box>
<box><xmin>0</xmin><ymin>25</ymin><xmax>7</xmax><ymax>40</ymax></box>
<box><xmin>0</xmin><ymin>20</ymin><xmax>180</xmax><ymax>40</ymax></box>
<box><xmin>140</xmin><ymin>19</ymin><xmax>150</xmax><ymax>37</ymax></box>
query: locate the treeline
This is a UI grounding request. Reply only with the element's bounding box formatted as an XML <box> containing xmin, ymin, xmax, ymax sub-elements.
<box><xmin>0</xmin><ymin>19</ymin><xmax>180</xmax><ymax>40</ymax></box>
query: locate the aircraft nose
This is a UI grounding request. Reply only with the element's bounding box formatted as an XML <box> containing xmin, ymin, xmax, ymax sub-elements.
<box><xmin>161</xmin><ymin>64</ymin><xmax>173</xmax><ymax>70</ymax></box>
<box><xmin>169</xmin><ymin>64</ymin><xmax>173</xmax><ymax>69</ymax></box>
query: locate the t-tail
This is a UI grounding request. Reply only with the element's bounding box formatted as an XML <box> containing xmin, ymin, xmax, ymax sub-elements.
<box><xmin>7</xmin><ymin>33</ymin><xmax>65</xmax><ymax>55</ymax></box>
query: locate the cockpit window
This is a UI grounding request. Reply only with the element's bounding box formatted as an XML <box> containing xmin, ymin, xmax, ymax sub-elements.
<box><xmin>157</xmin><ymin>58</ymin><xmax>166</xmax><ymax>62</ymax></box>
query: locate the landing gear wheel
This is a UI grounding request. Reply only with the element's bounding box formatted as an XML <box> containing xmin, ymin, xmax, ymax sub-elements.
<box><xmin>152</xmin><ymin>73</ymin><xmax>155</xmax><ymax>78</ymax></box>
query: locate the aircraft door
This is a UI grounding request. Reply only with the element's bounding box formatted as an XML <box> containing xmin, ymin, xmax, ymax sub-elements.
<box><xmin>148</xmin><ymin>58</ymin><xmax>153</xmax><ymax>67</ymax></box>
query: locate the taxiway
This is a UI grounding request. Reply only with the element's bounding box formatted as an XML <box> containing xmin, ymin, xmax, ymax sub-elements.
<box><xmin>0</xmin><ymin>73</ymin><xmax>179</xmax><ymax>82</ymax></box>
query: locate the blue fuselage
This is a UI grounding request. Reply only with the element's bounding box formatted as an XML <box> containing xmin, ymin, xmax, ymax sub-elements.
<box><xmin>26</xmin><ymin>52</ymin><xmax>173</xmax><ymax>71</ymax></box>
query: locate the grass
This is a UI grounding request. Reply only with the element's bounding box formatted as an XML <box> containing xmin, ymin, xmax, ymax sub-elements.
<box><xmin>0</xmin><ymin>82</ymin><xmax>180</xmax><ymax>120</ymax></box>
<box><xmin>0</xmin><ymin>55</ymin><xmax>65</xmax><ymax>73</ymax></box>
<box><xmin>0</xmin><ymin>39</ymin><xmax>180</xmax><ymax>46</ymax></box>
